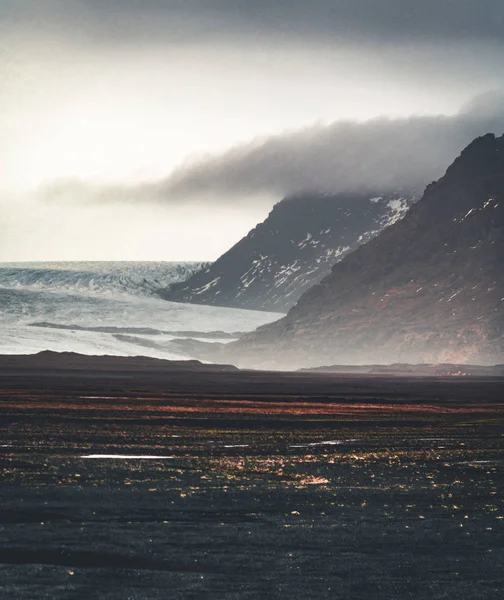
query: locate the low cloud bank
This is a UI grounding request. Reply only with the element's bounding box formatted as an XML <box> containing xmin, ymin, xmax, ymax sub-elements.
<box><xmin>42</xmin><ymin>92</ymin><xmax>504</xmax><ymax>208</ymax></box>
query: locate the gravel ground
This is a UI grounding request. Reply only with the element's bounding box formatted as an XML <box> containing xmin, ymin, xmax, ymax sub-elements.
<box><xmin>0</xmin><ymin>365</ymin><xmax>502</xmax><ymax>599</ymax></box>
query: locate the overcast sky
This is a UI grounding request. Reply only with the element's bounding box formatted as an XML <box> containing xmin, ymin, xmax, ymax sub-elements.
<box><xmin>1</xmin><ymin>1</ymin><xmax>504</xmax><ymax>260</ymax></box>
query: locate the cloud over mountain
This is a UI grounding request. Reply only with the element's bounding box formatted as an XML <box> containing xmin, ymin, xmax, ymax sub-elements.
<box><xmin>42</xmin><ymin>92</ymin><xmax>504</xmax><ymax>208</ymax></box>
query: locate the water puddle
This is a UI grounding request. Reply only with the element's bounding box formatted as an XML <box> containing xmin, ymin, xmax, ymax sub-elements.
<box><xmin>81</xmin><ymin>454</ymin><xmax>175</xmax><ymax>460</ymax></box>
<box><xmin>223</xmin><ymin>445</ymin><xmax>249</xmax><ymax>449</ymax></box>
<box><xmin>290</xmin><ymin>440</ymin><xmax>355</xmax><ymax>448</ymax></box>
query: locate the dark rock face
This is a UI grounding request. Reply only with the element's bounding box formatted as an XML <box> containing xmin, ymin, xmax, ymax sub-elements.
<box><xmin>224</xmin><ymin>134</ymin><xmax>504</xmax><ymax>369</ymax></box>
<box><xmin>161</xmin><ymin>193</ymin><xmax>416</xmax><ymax>312</ymax></box>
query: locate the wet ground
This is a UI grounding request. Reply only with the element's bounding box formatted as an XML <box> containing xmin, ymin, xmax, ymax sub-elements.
<box><xmin>0</xmin><ymin>362</ymin><xmax>503</xmax><ymax>599</ymax></box>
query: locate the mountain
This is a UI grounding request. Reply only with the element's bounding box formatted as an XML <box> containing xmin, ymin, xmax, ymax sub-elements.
<box><xmin>161</xmin><ymin>193</ymin><xmax>416</xmax><ymax>312</ymax></box>
<box><xmin>217</xmin><ymin>133</ymin><xmax>504</xmax><ymax>369</ymax></box>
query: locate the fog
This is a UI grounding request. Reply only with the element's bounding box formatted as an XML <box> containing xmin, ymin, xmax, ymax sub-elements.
<box><xmin>144</xmin><ymin>92</ymin><xmax>504</xmax><ymax>202</ymax></box>
<box><xmin>39</xmin><ymin>92</ymin><xmax>504</xmax><ymax>207</ymax></box>
<box><xmin>3</xmin><ymin>93</ymin><xmax>504</xmax><ymax>261</ymax></box>
<box><xmin>1</xmin><ymin>1</ymin><xmax>504</xmax><ymax>260</ymax></box>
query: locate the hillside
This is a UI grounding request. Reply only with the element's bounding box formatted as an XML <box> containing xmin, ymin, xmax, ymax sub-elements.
<box><xmin>161</xmin><ymin>193</ymin><xmax>415</xmax><ymax>312</ymax></box>
<box><xmin>220</xmin><ymin>134</ymin><xmax>504</xmax><ymax>369</ymax></box>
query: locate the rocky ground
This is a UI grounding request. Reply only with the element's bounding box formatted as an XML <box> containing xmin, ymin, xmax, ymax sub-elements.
<box><xmin>0</xmin><ymin>360</ymin><xmax>503</xmax><ymax>599</ymax></box>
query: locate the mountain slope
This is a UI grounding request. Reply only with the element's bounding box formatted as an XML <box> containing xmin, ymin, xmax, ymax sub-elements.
<box><xmin>222</xmin><ymin>134</ymin><xmax>504</xmax><ymax>369</ymax></box>
<box><xmin>161</xmin><ymin>193</ymin><xmax>415</xmax><ymax>312</ymax></box>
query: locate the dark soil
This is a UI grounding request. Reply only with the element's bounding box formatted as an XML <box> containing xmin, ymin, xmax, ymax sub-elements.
<box><xmin>0</xmin><ymin>359</ymin><xmax>502</xmax><ymax>599</ymax></box>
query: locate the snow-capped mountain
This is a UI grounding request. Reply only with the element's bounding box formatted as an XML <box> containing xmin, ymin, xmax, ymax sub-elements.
<box><xmin>162</xmin><ymin>193</ymin><xmax>416</xmax><ymax>312</ymax></box>
<box><xmin>220</xmin><ymin>134</ymin><xmax>504</xmax><ymax>369</ymax></box>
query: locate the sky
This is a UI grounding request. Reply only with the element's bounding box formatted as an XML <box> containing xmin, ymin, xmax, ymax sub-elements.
<box><xmin>1</xmin><ymin>1</ymin><xmax>504</xmax><ymax>261</ymax></box>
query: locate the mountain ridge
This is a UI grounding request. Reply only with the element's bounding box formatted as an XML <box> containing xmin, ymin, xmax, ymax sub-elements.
<box><xmin>161</xmin><ymin>192</ymin><xmax>416</xmax><ymax>312</ymax></box>
<box><xmin>217</xmin><ymin>133</ymin><xmax>504</xmax><ymax>369</ymax></box>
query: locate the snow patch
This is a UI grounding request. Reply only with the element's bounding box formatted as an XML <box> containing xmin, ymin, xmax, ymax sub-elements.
<box><xmin>193</xmin><ymin>277</ymin><xmax>221</xmax><ymax>295</ymax></box>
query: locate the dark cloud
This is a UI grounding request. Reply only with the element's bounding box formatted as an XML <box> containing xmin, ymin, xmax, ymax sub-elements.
<box><xmin>151</xmin><ymin>91</ymin><xmax>504</xmax><ymax>201</ymax></box>
<box><xmin>2</xmin><ymin>1</ymin><xmax>503</xmax><ymax>45</ymax></box>
<box><xmin>42</xmin><ymin>92</ymin><xmax>504</xmax><ymax>207</ymax></box>
<box><xmin>185</xmin><ymin>0</ymin><xmax>504</xmax><ymax>43</ymax></box>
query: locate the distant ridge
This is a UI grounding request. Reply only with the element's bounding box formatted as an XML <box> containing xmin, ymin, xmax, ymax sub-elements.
<box><xmin>0</xmin><ymin>351</ymin><xmax>238</xmax><ymax>373</ymax></box>
<box><xmin>0</xmin><ymin>351</ymin><xmax>502</xmax><ymax>378</ymax></box>
<box><xmin>299</xmin><ymin>363</ymin><xmax>504</xmax><ymax>377</ymax></box>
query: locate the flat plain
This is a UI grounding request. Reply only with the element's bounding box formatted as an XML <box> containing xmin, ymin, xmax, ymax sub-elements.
<box><xmin>0</xmin><ymin>358</ymin><xmax>503</xmax><ymax>599</ymax></box>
